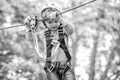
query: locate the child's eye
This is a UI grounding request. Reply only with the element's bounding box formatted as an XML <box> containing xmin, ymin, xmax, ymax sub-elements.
<box><xmin>54</xmin><ymin>21</ymin><xmax>58</xmax><ymax>23</ymax></box>
<box><xmin>48</xmin><ymin>21</ymin><xmax>52</xmax><ymax>24</ymax></box>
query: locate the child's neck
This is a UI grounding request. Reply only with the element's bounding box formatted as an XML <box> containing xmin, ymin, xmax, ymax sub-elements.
<box><xmin>50</xmin><ymin>29</ymin><xmax>58</xmax><ymax>37</ymax></box>
<box><xmin>49</xmin><ymin>27</ymin><xmax>58</xmax><ymax>31</ymax></box>
<box><xmin>51</xmin><ymin>29</ymin><xmax>57</xmax><ymax>33</ymax></box>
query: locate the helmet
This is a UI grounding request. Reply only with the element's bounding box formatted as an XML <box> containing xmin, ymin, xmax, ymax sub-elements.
<box><xmin>41</xmin><ymin>3</ymin><xmax>62</xmax><ymax>19</ymax></box>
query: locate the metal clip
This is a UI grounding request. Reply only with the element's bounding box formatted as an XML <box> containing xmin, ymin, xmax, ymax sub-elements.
<box><xmin>47</xmin><ymin>64</ymin><xmax>55</xmax><ymax>72</ymax></box>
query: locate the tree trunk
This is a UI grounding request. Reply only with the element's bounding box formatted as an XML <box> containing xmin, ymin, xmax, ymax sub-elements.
<box><xmin>100</xmin><ymin>35</ymin><xmax>120</xmax><ymax>80</ymax></box>
<box><xmin>72</xmin><ymin>41</ymin><xmax>77</xmax><ymax>68</ymax></box>
<box><xmin>100</xmin><ymin>49</ymin><xmax>114</xmax><ymax>80</ymax></box>
<box><xmin>89</xmin><ymin>34</ymin><xmax>99</xmax><ymax>80</ymax></box>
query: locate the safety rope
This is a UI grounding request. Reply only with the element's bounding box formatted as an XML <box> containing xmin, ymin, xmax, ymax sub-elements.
<box><xmin>32</xmin><ymin>30</ymin><xmax>60</xmax><ymax>61</ymax></box>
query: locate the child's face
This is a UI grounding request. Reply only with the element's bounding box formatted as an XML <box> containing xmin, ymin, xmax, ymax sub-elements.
<box><xmin>41</xmin><ymin>8</ymin><xmax>61</xmax><ymax>30</ymax></box>
<box><xmin>45</xmin><ymin>19</ymin><xmax>60</xmax><ymax>30</ymax></box>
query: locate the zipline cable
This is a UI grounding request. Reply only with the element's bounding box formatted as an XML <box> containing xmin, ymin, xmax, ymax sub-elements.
<box><xmin>0</xmin><ymin>0</ymin><xmax>97</xmax><ymax>30</ymax></box>
<box><xmin>0</xmin><ymin>24</ymin><xmax>25</xmax><ymax>30</ymax></box>
<box><xmin>59</xmin><ymin>0</ymin><xmax>97</xmax><ymax>15</ymax></box>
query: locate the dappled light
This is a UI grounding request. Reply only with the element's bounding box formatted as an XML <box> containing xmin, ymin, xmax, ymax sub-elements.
<box><xmin>0</xmin><ymin>0</ymin><xmax>120</xmax><ymax>80</ymax></box>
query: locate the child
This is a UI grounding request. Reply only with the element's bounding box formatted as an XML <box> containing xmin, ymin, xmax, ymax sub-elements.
<box><xmin>25</xmin><ymin>3</ymin><xmax>76</xmax><ymax>80</ymax></box>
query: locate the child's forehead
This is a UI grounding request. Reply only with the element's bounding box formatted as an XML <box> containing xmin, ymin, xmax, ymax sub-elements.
<box><xmin>42</xmin><ymin>7</ymin><xmax>57</xmax><ymax>13</ymax></box>
<box><xmin>47</xmin><ymin>18</ymin><xmax>59</xmax><ymax>22</ymax></box>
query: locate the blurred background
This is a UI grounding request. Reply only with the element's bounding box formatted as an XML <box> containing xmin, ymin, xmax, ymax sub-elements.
<box><xmin>0</xmin><ymin>0</ymin><xmax>120</xmax><ymax>80</ymax></box>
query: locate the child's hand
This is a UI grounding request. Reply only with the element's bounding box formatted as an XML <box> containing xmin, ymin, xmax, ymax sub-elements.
<box><xmin>24</xmin><ymin>15</ymin><xmax>38</xmax><ymax>31</ymax></box>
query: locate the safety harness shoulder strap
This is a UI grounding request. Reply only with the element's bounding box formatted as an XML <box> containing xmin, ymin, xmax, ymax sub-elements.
<box><xmin>57</xmin><ymin>24</ymin><xmax>71</xmax><ymax>62</ymax></box>
<box><xmin>44</xmin><ymin>29</ymin><xmax>53</xmax><ymax>64</ymax></box>
<box><xmin>44</xmin><ymin>23</ymin><xmax>71</xmax><ymax>64</ymax></box>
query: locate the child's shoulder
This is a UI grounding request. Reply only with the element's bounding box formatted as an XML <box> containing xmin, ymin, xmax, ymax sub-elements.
<box><xmin>60</xmin><ymin>18</ymin><xmax>73</xmax><ymax>27</ymax></box>
<box><xmin>60</xmin><ymin>18</ymin><xmax>74</xmax><ymax>35</ymax></box>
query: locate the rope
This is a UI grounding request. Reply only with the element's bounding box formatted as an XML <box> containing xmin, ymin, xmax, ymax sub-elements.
<box><xmin>33</xmin><ymin>31</ymin><xmax>60</xmax><ymax>61</ymax></box>
<box><xmin>0</xmin><ymin>0</ymin><xmax>97</xmax><ymax>30</ymax></box>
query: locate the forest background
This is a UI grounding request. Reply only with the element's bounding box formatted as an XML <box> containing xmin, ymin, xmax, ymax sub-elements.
<box><xmin>0</xmin><ymin>0</ymin><xmax>120</xmax><ymax>80</ymax></box>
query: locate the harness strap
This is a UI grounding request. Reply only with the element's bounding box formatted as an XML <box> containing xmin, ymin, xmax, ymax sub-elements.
<box><xmin>53</xmin><ymin>62</ymin><xmax>71</xmax><ymax>80</ymax></box>
<box><xmin>42</xmin><ymin>21</ymin><xmax>47</xmax><ymax>28</ymax></box>
<box><xmin>58</xmin><ymin>24</ymin><xmax>71</xmax><ymax>62</ymax></box>
<box><xmin>59</xmin><ymin>39</ymin><xmax>71</xmax><ymax>62</ymax></box>
<box><xmin>45</xmin><ymin>30</ymin><xmax>53</xmax><ymax>64</ymax></box>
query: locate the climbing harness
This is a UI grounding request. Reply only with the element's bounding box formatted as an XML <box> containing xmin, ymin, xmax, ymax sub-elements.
<box><xmin>44</xmin><ymin>23</ymin><xmax>71</xmax><ymax>63</ymax></box>
<box><xmin>43</xmin><ymin>23</ymin><xmax>72</xmax><ymax>80</ymax></box>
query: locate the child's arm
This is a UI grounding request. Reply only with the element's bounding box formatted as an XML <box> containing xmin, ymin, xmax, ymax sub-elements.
<box><xmin>60</xmin><ymin>18</ymin><xmax>74</xmax><ymax>35</ymax></box>
<box><xmin>25</xmin><ymin>28</ymin><xmax>46</xmax><ymax>53</ymax></box>
<box><xmin>25</xmin><ymin>31</ymin><xmax>33</xmax><ymax>41</ymax></box>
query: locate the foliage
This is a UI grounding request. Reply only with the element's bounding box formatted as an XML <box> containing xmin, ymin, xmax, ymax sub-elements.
<box><xmin>71</xmin><ymin>0</ymin><xmax>120</xmax><ymax>80</ymax></box>
<box><xmin>0</xmin><ymin>56</ymin><xmax>45</xmax><ymax>80</ymax></box>
<box><xmin>0</xmin><ymin>0</ymin><xmax>120</xmax><ymax>80</ymax></box>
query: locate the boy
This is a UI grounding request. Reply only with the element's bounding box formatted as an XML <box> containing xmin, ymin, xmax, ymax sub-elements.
<box><xmin>25</xmin><ymin>3</ymin><xmax>76</xmax><ymax>80</ymax></box>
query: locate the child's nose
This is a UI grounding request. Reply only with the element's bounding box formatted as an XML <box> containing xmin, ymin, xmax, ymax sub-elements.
<box><xmin>52</xmin><ymin>23</ymin><xmax>56</xmax><ymax>26</ymax></box>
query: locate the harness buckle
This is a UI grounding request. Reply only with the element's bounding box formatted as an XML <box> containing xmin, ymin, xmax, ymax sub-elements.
<box><xmin>47</xmin><ymin>64</ymin><xmax>55</xmax><ymax>72</ymax></box>
<box><xmin>51</xmin><ymin>40</ymin><xmax>59</xmax><ymax>45</ymax></box>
